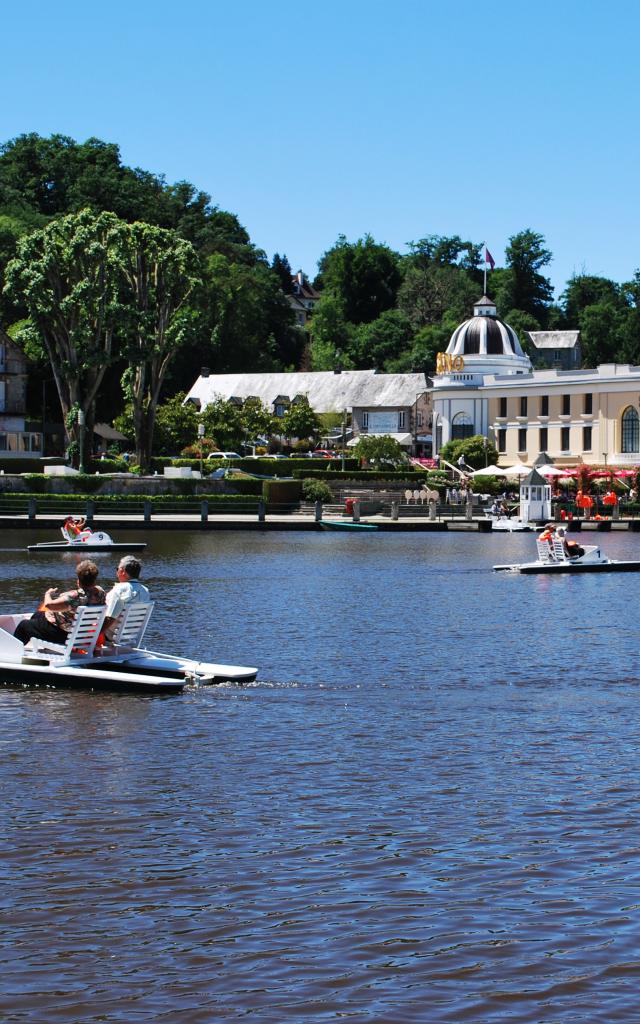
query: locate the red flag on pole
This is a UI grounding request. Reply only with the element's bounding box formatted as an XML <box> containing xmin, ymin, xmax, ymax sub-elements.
<box><xmin>485</xmin><ymin>247</ymin><xmax>495</xmax><ymax>270</ymax></box>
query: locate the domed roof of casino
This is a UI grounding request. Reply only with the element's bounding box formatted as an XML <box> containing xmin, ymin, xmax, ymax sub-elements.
<box><xmin>446</xmin><ymin>295</ymin><xmax>525</xmax><ymax>359</ymax></box>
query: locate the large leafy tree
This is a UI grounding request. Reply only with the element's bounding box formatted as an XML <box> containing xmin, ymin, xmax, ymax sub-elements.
<box><xmin>118</xmin><ymin>221</ymin><xmax>201</xmax><ymax>471</ymax></box>
<box><xmin>353</xmin><ymin>434</ymin><xmax>408</xmax><ymax>468</ymax></box>
<box><xmin>4</xmin><ymin>208</ymin><xmax>126</xmax><ymax>464</ymax></box>
<box><xmin>316</xmin><ymin>233</ymin><xmax>401</xmax><ymax>324</ymax></box>
<box><xmin>281</xmin><ymin>396</ymin><xmax>321</xmax><ymax>442</ymax></box>
<box><xmin>504</xmin><ymin>229</ymin><xmax>554</xmax><ymax>321</ymax></box>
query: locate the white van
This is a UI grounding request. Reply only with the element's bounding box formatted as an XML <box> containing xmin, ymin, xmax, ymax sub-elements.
<box><xmin>207</xmin><ymin>451</ymin><xmax>242</xmax><ymax>460</ymax></box>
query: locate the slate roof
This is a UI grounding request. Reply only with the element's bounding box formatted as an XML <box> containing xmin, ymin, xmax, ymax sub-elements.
<box><xmin>528</xmin><ymin>331</ymin><xmax>580</xmax><ymax>350</ymax></box>
<box><xmin>186</xmin><ymin>370</ymin><xmax>428</xmax><ymax>413</ymax></box>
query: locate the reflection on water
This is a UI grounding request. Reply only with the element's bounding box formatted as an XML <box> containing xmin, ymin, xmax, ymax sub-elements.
<box><xmin>2</xmin><ymin>528</ymin><xmax>640</xmax><ymax>1022</ymax></box>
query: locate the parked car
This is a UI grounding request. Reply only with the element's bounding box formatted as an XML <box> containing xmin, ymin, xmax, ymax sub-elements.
<box><xmin>312</xmin><ymin>449</ymin><xmax>338</xmax><ymax>459</ymax></box>
<box><xmin>207</xmin><ymin>451</ymin><xmax>242</xmax><ymax>460</ymax></box>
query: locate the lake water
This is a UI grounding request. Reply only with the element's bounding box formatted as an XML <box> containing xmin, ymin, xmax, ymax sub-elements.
<box><xmin>2</xmin><ymin>527</ymin><xmax>640</xmax><ymax>1023</ymax></box>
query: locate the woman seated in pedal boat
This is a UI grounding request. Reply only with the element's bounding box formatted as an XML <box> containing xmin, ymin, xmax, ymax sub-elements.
<box><xmin>13</xmin><ymin>559</ymin><xmax>106</xmax><ymax>646</ymax></box>
<box><xmin>62</xmin><ymin>515</ymin><xmax>93</xmax><ymax>543</ymax></box>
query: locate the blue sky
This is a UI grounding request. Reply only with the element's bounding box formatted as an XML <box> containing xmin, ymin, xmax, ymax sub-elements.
<box><xmin>2</xmin><ymin>0</ymin><xmax>640</xmax><ymax>300</ymax></box>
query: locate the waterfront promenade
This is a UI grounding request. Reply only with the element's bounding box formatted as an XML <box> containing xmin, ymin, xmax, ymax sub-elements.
<box><xmin>1</xmin><ymin>509</ymin><xmax>639</xmax><ymax>532</ymax></box>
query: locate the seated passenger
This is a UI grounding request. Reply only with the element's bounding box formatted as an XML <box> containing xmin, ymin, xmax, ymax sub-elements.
<box><xmin>102</xmin><ymin>556</ymin><xmax>151</xmax><ymax>640</ymax></box>
<box><xmin>557</xmin><ymin>527</ymin><xmax>584</xmax><ymax>559</ymax></box>
<box><xmin>14</xmin><ymin>560</ymin><xmax>106</xmax><ymax>646</ymax></box>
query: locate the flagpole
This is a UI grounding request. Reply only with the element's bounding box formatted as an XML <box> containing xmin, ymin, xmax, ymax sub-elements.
<box><xmin>483</xmin><ymin>242</ymin><xmax>487</xmax><ymax>295</ymax></box>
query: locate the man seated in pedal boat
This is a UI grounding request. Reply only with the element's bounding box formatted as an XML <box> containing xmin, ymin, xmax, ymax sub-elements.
<box><xmin>102</xmin><ymin>556</ymin><xmax>151</xmax><ymax>641</ymax></box>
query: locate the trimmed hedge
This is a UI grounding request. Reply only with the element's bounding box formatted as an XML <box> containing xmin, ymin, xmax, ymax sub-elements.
<box><xmin>262</xmin><ymin>479</ymin><xmax>303</xmax><ymax>504</ymax></box>
<box><xmin>150</xmin><ymin>456</ymin><xmax>359</xmax><ymax>476</ymax></box>
<box><xmin>292</xmin><ymin>469</ymin><xmax>429</xmax><ymax>482</ymax></box>
<box><xmin>0</xmin><ymin>492</ymin><xmax>258</xmax><ymax>509</ymax></box>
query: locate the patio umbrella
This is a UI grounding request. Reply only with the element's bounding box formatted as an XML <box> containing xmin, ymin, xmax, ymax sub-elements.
<box><xmin>503</xmin><ymin>462</ymin><xmax>532</xmax><ymax>476</ymax></box>
<box><xmin>615</xmin><ymin>469</ymin><xmax>636</xmax><ymax>477</ymax></box>
<box><xmin>470</xmin><ymin>464</ymin><xmax>509</xmax><ymax>476</ymax></box>
<box><xmin>536</xmin><ymin>464</ymin><xmax>566</xmax><ymax>476</ymax></box>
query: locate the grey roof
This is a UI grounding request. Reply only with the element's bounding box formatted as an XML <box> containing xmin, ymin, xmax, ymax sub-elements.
<box><xmin>186</xmin><ymin>370</ymin><xmax>428</xmax><ymax>413</ymax></box>
<box><xmin>523</xmin><ymin>467</ymin><xmax>547</xmax><ymax>486</ymax></box>
<box><xmin>528</xmin><ymin>331</ymin><xmax>580</xmax><ymax>350</ymax></box>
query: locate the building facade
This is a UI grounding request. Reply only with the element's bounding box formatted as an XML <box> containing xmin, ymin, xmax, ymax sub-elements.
<box><xmin>432</xmin><ymin>296</ymin><xmax>640</xmax><ymax>466</ymax></box>
<box><xmin>0</xmin><ymin>329</ymin><xmax>42</xmax><ymax>457</ymax></box>
<box><xmin>186</xmin><ymin>369</ymin><xmax>431</xmax><ymax>452</ymax></box>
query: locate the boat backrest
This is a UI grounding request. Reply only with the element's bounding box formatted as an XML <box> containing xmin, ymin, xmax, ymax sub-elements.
<box><xmin>108</xmin><ymin>602</ymin><xmax>154</xmax><ymax>649</ymax></box>
<box><xmin>28</xmin><ymin>604</ymin><xmax>107</xmax><ymax>664</ymax></box>
<box><xmin>536</xmin><ymin>539</ymin><xmax>554</xmax><ymax>562</ymax></box>
<box><xmin>551</xmin><ymin>538</ymin><xmax>569</xmax><ymax>561</ymax></box>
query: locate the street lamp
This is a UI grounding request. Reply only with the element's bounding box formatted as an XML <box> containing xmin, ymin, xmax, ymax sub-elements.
<box><xmin>198</xmin><ymin>422</ymin><xmax>205</xmax><ymax>476</ymax></box>
<box><xmin>77</xmin><ymin>409</ymin><xmax>86</xmax><ymax>474</ymax></box>
<box><xmin>341</xmin><ymin>408</ymin><xmax>347</xmax><ymax>471</ymax></box>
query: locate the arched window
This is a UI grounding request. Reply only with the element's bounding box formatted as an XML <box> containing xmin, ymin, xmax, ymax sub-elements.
<box><xmin>621</xmin><ymin>406</ymin><xmax>639</xmax><ymax>453</ymax></box>
<box><xmin>452</xmin><ymin>412</ymin><xmax>474</xmax><ymax>441</ymax></box>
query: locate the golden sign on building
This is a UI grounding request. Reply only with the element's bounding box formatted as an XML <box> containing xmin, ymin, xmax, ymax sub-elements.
<box><xmin>436</xmin><ymin>353</ymin><xmax>465</xmax><ymax>374</ymax></box>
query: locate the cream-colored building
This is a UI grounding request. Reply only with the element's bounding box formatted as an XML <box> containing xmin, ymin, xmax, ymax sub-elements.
<box><xmin>432</xmin><ymin>297</ymin><xmax>640</xmax><ymax>467</ymax></box>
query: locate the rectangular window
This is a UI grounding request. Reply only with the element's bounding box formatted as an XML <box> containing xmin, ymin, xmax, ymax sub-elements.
<box><xmin>539</xmin><ymin>426</ymin><xmax>548</xmax><ymax>451</ymax></box>
<box><xmin>398</xmin><ymin>411</ymin><xmax>406</xmax><ymax>430</ymax></box>
<box><xmin>583</xmin><ymin>425</ymin><xmax>592</xmax><ymax>451</ymax></box>
<box><xmin>499</xmin><ymin>397</ymin><xmax>507</xmax><ymax>417</ymax></box>
<box><xmin>362</xmin><ymin>412</ymin><xmax>369</xmax><ymax>429</ymax></box>
<box><xmin>518</xmin><ymin>427</ymin><xmax>527</xmax><ymax>452</ymax></box>
<box><xmin>562</xmin><ymin>394</ymin><xmax>571</xmax><ymax>415</ymax></box>
<box><xmin>561</xmin><ymin>426</ymin><xmax>570</xmax><ymax>451</ymax></box>
<box><xmin>275</xmin><ymin>404</ymin><xmax>284</xmax><ymax>417</ymax></box>
<box><xmin>497</xmin><ymin>428</ymin><xmax>506</xmax><ymax>453</ymax></box>
<box><xmin>0</xmin><ymin>434</ymin><xmax>6</xmax><ymax>451</ymax></box>
<box><xmin>417</xmin><ymin>411</ymin><xmax>423</xmax><ymax>428</ymax></box>
<box><xmin>584</xmin><ymin>393</ymin><xmax>593</xmax><ymax>414</ymax></box>
<box><xmin>540</xmin><ymin>395</ymin><xmax>549</xmax><ymax>416</ymax></box>
<box><xmin>519</xmin><ymin>396</ymin><xmax>528</xmax><ymax>417</ymax></box>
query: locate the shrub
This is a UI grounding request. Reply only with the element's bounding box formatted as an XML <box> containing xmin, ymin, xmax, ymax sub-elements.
<box><xmin>302</xmin><ymin>478</ymin><xmax>334</xmax><ymax>502</ymax></box>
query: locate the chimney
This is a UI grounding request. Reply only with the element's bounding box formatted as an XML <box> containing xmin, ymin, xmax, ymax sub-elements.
<box><xmin>201</xmin><ymin>366</ymin><xmax>210</xmax><ymax>378</ymax></box>
<box><xmin>297</xmin><ymin>271</ymin><xmax>304</xmax><ymax>287</ymax></box>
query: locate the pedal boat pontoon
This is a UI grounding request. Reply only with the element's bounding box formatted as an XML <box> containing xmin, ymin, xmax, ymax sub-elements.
<box><xmin>0</xmin><ymin>604</ymin><xmax>258</xmax><ymax>693</ymax></box>
<box><xmin>28</xmin><ymin>527</ymin><xmax>146</xmax><ymax>553</ymax></box>
<box><xmin>494</xmin><ymin>536</ymin><xmax>640</xmax><ymax>574</ymax></box>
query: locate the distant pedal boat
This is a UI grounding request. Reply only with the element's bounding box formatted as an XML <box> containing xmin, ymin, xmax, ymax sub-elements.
<box><xmin>28</xmin><ymin>526</ymin><xmax>146</xmax><ymax>552</ymax></box>
<box><xmin>494</xmin><ymin>536</ymin><xmax>640</xmax><ymax>574</ymax></box>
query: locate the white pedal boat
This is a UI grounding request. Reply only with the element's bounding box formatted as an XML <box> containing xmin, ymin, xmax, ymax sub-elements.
<box><xmin>0</xmin><ymin>603</ymin><xmax>258</xmax><ymax>694</ymax></box>
<box><xmin>494</xmin><ymin>536</ymin><xmax>640</xmax><ymax>574</ymax></box>
<box><xmin>486</xmin><ymin>513</ymin><xmax>535</xmax><ymax>532</ymax></box>
<box><xmin>28</xmin><ymin>526</ymin><xmax>146</xmax><ymax>552</ymax></box>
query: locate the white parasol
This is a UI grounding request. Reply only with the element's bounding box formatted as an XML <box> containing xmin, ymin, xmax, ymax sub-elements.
<box><xmin>470</xmin><ymin>464</ymin><xmax>510</xmax><ymax>476</ymax></box>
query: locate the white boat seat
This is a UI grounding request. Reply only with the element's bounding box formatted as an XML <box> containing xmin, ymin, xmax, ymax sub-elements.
<box><xmin>104</xmin><ymin>602</ymin><xmax>154</xmax><ymax>651</ymax></box>
<box><xmin>27</xmin><ymin>605</ymin><xmax>107</xmax><ymax>664</ymax></box>
<box><xmin>536</xmin><ymin>539</ymin><xmax>555</xmax><ymax>563</ymax></box>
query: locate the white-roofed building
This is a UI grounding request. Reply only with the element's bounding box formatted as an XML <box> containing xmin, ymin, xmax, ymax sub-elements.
<box><xmin>185</xmin><ymin>369</ymin><xmax>432</xmax><ymax>453</ymax></box>
<box><xmin>528</xmin><ymin>331</ymin><xmax>582</xmax><ymax>370</ymax></box>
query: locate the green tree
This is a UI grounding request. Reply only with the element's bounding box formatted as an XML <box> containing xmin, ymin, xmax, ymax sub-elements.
<box><xmin>200</xmin><ymin>397</ymin><xmax>246</xmax><ymax>450</ymax></box>
<box><xmin>439</xmin><ymin>434</ymin><xmax>498</xmax><ymax>470</ymax></box>
<box><xmin>406</xmin><ymin>234</ymin><xmax>482</xmax><ymax>274</ymax></box>
<box><xmin>153</xmin><ymin>392</ymin><xmax>199</xmax><ymax>455</ymax></box>
<box><xmin>504</xmin><ymin>229</ymin><xmax>554</xmax><ymax>320</ymax></box>
<box><xmin>353</xmin><ymin>434</ymin><xmax>408</xmax><ymax>468</ymax></box>
<box><xmin>316</xmin><ymin>233</ymin><xmax>401</xmax><ymax>324</ymax></box>
<box><xmin>270</xmin><ymin>252</ymin><xmax>293</xmax><ymax>292</ymax></box>
<box><xmin>307</xmin><ymin>293</ymin><xmax>355</xmax><ymax>370</ymax></box>
<box><xmin>281</xmin><ymin>396</ymin><xmax>321</xmax><ymax>442</ymax></box>
<box><xmin>118</xmin><ymin>221</ymin><xmax>201</xmax><ymax>471</ymax></box>
<box><xmin>4</xmin><ymin>208</ymin><xmax>126</xmax><ymax>465</ymax></box>
<box><xmin>351</xmin><ymin>309</ymin><xmax>413</xmax><ymax>369</ymax></box>
<box><xmin>561</xmin><ymin>274</ymin><xmax>621</xmax><ymax>326</ymax></box>
<box><xmin>239</xmin><ymin>396</ymin><xmax>275</xmax><ymax>442</ymax></box>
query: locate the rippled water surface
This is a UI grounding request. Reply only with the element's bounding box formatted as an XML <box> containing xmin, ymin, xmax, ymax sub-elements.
<box><xmin>2</xmin><ymin>527</ymin><xmax>640</xmax><ymax>1022</ymax></box>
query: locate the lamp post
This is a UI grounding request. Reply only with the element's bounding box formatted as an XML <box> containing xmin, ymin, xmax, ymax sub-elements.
<box><xmin>77</xmin><ymin>409</ymin><xmax>86</xmax><ymax>474</ymax></box>
<box><xmin>341</xmin><ymin>408</ymin><xmax>347</xmax><ymax>471</ymax></box>
<box><xmin>198</xmin><ymin>422</ymin><xmax>205</xmax><ymax>477</ymax></box>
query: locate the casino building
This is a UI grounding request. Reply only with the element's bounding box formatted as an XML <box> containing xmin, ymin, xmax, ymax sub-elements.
<box><xmin>431</xmin><ymin>295</ymin><xmax>640</xmax><ymax>467</ymax></box>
